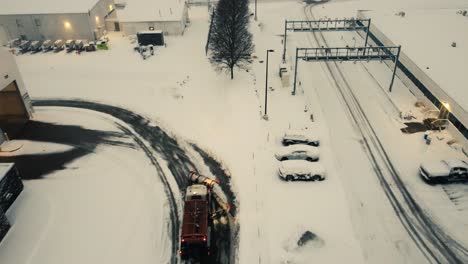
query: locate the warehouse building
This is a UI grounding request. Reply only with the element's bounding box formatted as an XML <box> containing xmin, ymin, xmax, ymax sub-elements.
<box><xmin>0</xmin><ymin>0</ymin><xmax>115</xmax><ymax>41</ymax></box>
<box><xmin>111</xmin><ymin>0</ymin><xmax>189</xmax><ymax>35</ymax></box>
<box><xmin>0</xmin><ymin>48</ymin><xmax>34</xmax><ymax>141</ymax></box>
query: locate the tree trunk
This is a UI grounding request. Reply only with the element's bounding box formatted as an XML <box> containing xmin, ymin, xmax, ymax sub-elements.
<box><xmin>230</xmin><ymin>66</ymin><xmax>234</xmax><ymax>79</ymax></box>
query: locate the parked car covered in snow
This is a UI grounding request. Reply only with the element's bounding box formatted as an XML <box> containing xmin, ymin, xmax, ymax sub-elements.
<box><xmin>53</xmin><ymin>40</ymin><xmax>64</xmax><ymax>52</ymax></box>
<box><xmin>19</xmin><ymin>40</ymin><xmax>32</xmax><ymax>53</ymax></box>
<box><xmin>278</xmin><ymin>160</ymin><xmax>326</xmax><ymax>181</ymax></box>
<box><xmin>7</xmin><ymin>39</ymin><xmax>21</xmax><ymax>48</ymax></box>
<box><xmin>275</xmin><ymin>145</ymin><xmax>319</xmax><ymax>161</ymax></box>
<box><xmin>419</xmin><ymin>159</ymin><xmax>468</xmax><ymax>183</ymax></box>
<box><xmin>282</xmin><ymin>129</ymin><xmax>320</xmax><ymax>146</ymax></box>
<box><xmin>74</xmin><ymin>40</ymin><xmax>85</xmax><ymax>52</ymax></box>
<box><xmin>41</xmin><ymin>40</ymin><xmax>53</xmax><ymax>52</ymax></box>
<box><xmin>29</xmin><ymin>40</ymin><xmax>43</xmax><ymax>53</ymax></box>
<box><xmin>65</xmin><ymin>39</ymin><xmax>75</xmax><ymax>52</ymax></box>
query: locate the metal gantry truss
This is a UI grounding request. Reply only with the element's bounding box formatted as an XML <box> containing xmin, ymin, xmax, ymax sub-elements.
<box><xmin>292</xmin><ymin>46</ymin><xmax>402</xmax><ymax>95</ymax></box>
<box><xmin>282</xmin><ymin>18</ymin><xmax>371</xmax><ymax>62</ymax></box>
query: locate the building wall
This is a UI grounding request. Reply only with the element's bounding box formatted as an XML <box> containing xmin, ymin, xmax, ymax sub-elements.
<box><xmin>0</xmin><ymin>26</ymin><xmax>7</xmax><ymax>46</ymax></box>
<box><xmin>0</xmin><ymin>48</ymin><xmax>33</xmax><ymax>118</ymax></box>
<box><xmin>121</xmin><ymin>20</ymin><xmax>185</xmax><ymax>36</ymax></box>
<box><xmin>0</xmin><ymin>0</ymin><xmax>115</xmax><ymax>41</ymax></box>
<box><xmin>357</xmin><ymin>11</ymin><xmax>468</xmax><ymax>149</ymax></box>
<box><xmin>120</xmin><ymin>4</ymin><xmax>188</xmax><ymax>36</ymax></box>
<box><xmin>89</xmin><ymin>0</ymin><xmax>115</xmax><ymax>39</ymax></box>
<box><xmin>0</xmin><ymin>13</ymin><xmax>93</xmax><ymax>41</ymax></box>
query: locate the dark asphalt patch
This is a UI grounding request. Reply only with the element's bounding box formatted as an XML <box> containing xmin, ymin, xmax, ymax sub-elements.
<box><xmin>33</xmin><ymin>100</ymin><xmax>197</xmax><ymax>191</ymax></box>
<box><xmin>0</xmin><ymin>120</ymin><xmax>135</xmax><ymax>179</ymax></box>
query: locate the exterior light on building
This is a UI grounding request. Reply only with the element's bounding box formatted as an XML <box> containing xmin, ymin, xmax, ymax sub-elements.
<box><xmin>95</xmin><ymin>16</ymin><xmax>100</xmax><ymax>22</ymax></box>
<box><xmin>442</xmin><ymin>101</ymin><xmax>451</xmax><ymax>112</ymax></box>
<box><xmin>109</xmin><ymin>5</ymin><xmax>113</xmax><ymax>11</ymax></box>
<box><xmin>64</xmin><ymin>21</ymin><xmax>71</xmax><ymax>29</ymax></box>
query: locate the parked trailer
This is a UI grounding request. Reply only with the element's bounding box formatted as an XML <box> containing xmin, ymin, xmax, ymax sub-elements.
<box><xmin>137</xmin><ymin>31</ymin><xmax>165</xmax><ymax>46</ymax></box>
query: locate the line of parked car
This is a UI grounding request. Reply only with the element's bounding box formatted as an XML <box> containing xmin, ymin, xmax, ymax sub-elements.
<box><xmin>276</xmin><ymin>129</ymin><xmax>326</xmax><ymax>182</ymax></box>
<box><xmin>6</xmin><ymin>38</ymin><xmax>109</xmax><ymax>54</ymax></box>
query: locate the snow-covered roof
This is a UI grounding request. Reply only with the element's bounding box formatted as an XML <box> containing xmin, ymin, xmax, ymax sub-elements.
<box><xmin>276</xmin><ymin>145</ymin><xmax>319</xmax><ymax>157</ymax></box>
<box><xmin>279</xmin><ymin>160</ymin><xmax>325</xmax><ymax>176</ymax></box>
<box><xmin>284</xmin><ymin>129</ymin><xmax>319</xmax><ymax>141</ymax></box>
<box><xmin>0</xmin><ymin>0</ymin><xmax>101</xmax><ymax>15</ymax></box>
<box><xmin>116</xmin><ymin>0</ymin><xmax>185</xmax><ymax>22</ymax></box>
<box><xmin>0</xmin><ymin>163</ymin><xmax>14</xmax><ymax>182</ymax></box>
<box><xmin>361</xmin><ymin>8</ymin><xmax>468</xmax><ymax>113</ymax></box>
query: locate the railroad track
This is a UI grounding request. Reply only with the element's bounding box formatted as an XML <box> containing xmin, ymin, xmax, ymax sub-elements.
<box><xmin>301</xmin><ymin>3</ymin><xmax>468</xmax><ymax>263</ymax></box>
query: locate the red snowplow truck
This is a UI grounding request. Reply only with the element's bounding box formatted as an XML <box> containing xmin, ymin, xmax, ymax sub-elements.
<box><xmin>179</xmin><ymin>184</ymin><xmax>211</xmax><ymax>260</ymax></box>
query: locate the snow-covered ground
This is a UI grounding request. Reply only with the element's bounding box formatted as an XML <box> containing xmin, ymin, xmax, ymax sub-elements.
<box><xmin>0</xmin><ymin>108</ymin><xmax>171</xmax><ymax>264</ymax></box>
<box><xmin>287</xmin><ymin>1</ymin><xmax>468</xmax><ymax>263</ymax></box>
<box><xmin>2</xmin><ymin>1</ymin><xmax>468</xmax><ymax>263</ymax></box>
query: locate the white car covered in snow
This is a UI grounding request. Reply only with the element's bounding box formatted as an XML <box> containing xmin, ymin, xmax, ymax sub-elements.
<box><xmin>275</xmin><ymin>145</ymin><xmax>319</xmax><ymax>162</ymax></box>
<box><xmin>419</xmin><ymin>159</ymin><xmax>468</xmax><ymax>183</ymax></box>
<box><xmin>278</xmin><ymin>160</ymin><xmax>326</xmax><ymax>182</ymax></box>
<box><xmin>282</xmin><ymin>129</ymin><xmax>320</xmax><ymax>146</ymax></box>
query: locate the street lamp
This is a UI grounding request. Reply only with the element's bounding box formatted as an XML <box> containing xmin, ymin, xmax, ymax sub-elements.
<box><xmin>255</xmin><ymin>0</ymin><xmax>257</xmax><ymax>21</ymax></box>
<box><xmin>263</xmin><ymin>49</ymin><xmax>274</xmax><ymax>120</ymax></box>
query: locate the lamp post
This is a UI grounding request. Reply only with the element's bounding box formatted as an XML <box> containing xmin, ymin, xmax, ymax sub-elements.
<box><xmin>255</xmin><ymin>0</ymin><xmax>257</xmax><ymax>21</ymax></box>
<box><xmin>263</xmin><ymin>49</ymin><xmax>274</xmax><ymax>120</ymax></box>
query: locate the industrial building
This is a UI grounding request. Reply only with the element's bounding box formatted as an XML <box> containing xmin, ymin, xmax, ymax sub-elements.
<box><xmin>0</xmin><ymin>0</ymin><xmax>115</xmax><ymax>41</ymax></box>
<box><xmin>357</xmin><ymin>9</ymin><xmax>468</xmax><ymax>148</ymax></box>
<box><xmin>111</xmin><ymin>0</ymin><xmax>189</xmax><ymax>35</ymax></box>
<box><xmin>0</xmin><ymin>48</ymin><xmax>34</xmax><ymax>142</ymax></box>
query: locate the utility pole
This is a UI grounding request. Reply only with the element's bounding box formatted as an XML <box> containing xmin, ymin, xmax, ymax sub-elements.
<box><xmin>292</xmin><ymin>48</ymin><xmax>298</xmax><ymax>95</ymax></box>
<box><xmin>263</xmin><ymin>49</ymin><xmax>274</xmax><ymax>120</ymax></box>
<box><xmin>389</xmin><ymin>46</ymin><xmax>401</xmax><ymax>92</ymax></box>
<box><xmin>282</xmin><ymin>20</ymin><xmax>287</xmax><ymax>62</ymax></box>
<box><xmin>254</xmin><ymin>0</ymin><xmax>257</xmax><ymax>21</ymax></box>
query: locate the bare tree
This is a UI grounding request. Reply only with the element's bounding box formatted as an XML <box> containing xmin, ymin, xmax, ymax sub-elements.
<box><xmin>209</xmin><ymin>0</ymin><xmax>254</xmax><ymax>79</ymax></box>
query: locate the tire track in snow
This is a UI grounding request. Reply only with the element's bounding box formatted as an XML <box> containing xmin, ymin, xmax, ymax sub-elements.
<box><xmin>32</xmin><ymin>99</ymin><xmax>238</xmax><ymax>264</ymax></box>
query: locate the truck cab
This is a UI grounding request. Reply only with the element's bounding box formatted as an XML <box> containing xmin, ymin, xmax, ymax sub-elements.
<box><xmin>179</xmin><ymin>184</ymin><xmax>211</xmax><ymax>260</ymax></box>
